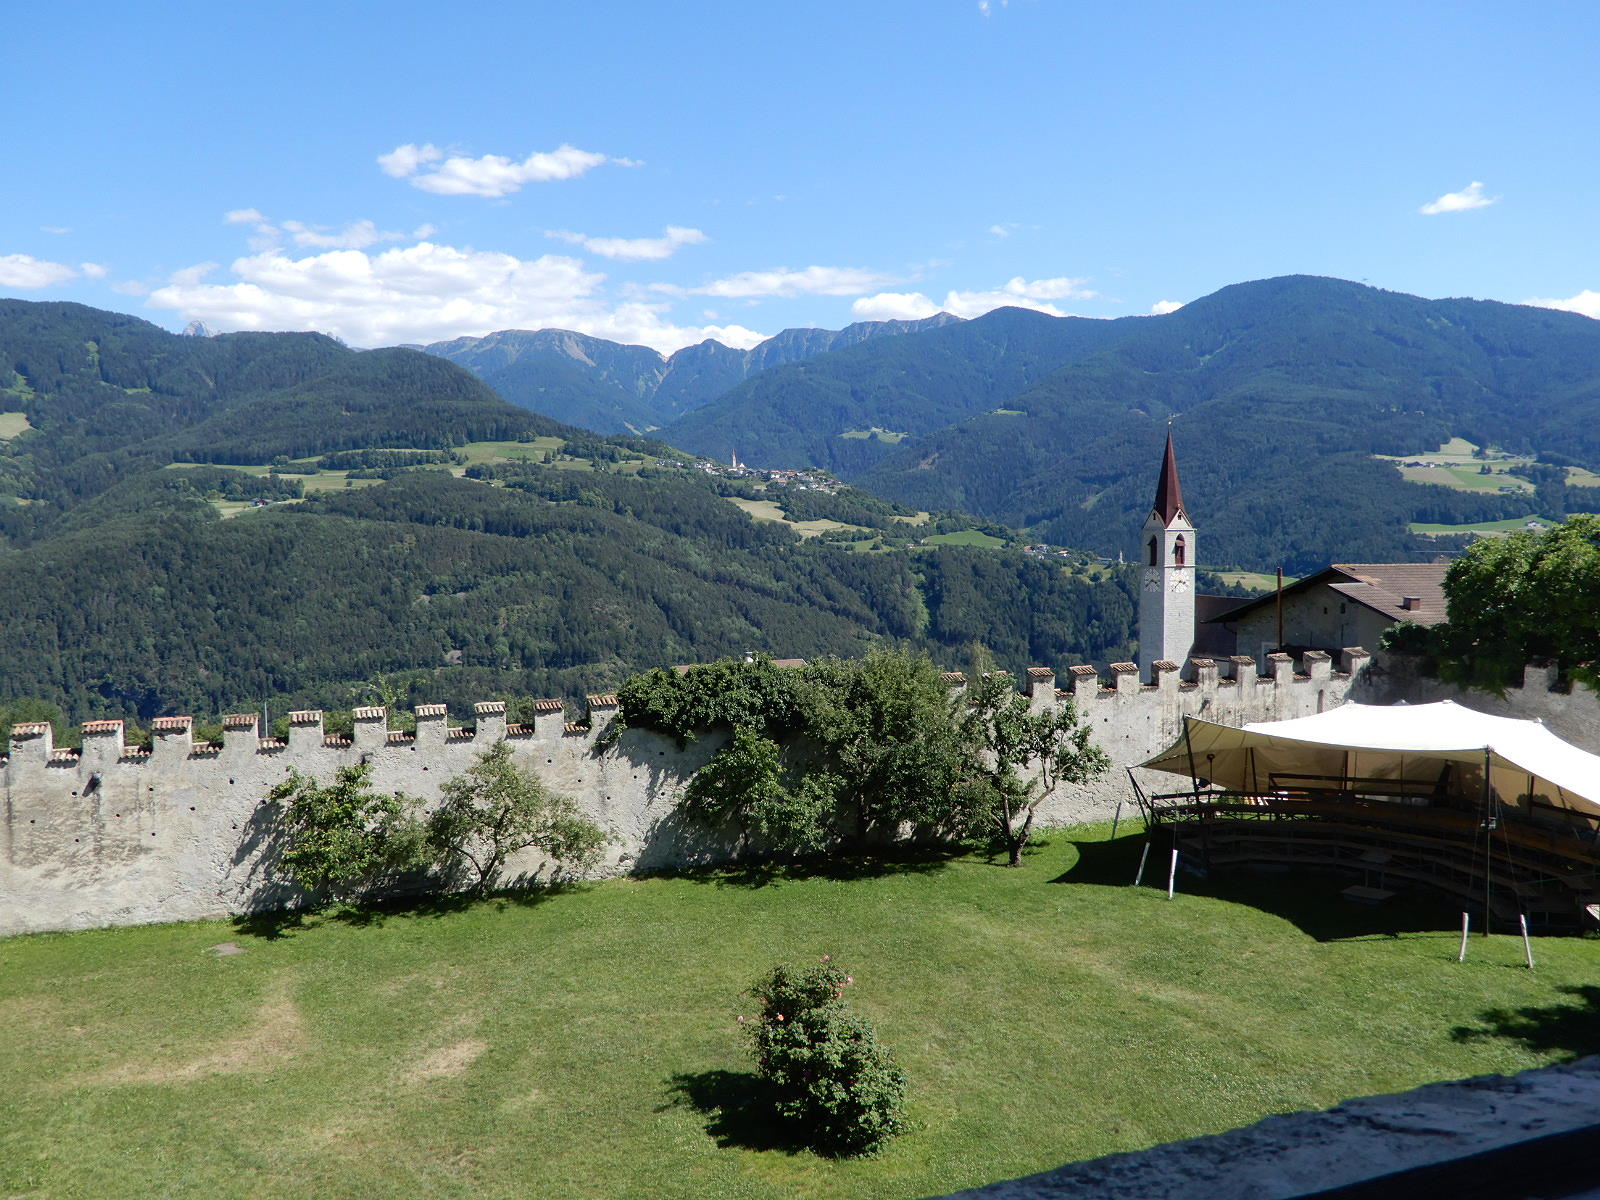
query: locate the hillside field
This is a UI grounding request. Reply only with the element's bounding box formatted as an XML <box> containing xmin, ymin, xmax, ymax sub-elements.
<box><xmin>2</xmin><ymin>827</ymin><xmax>1593</xmax><ymax>1200</ymax></box>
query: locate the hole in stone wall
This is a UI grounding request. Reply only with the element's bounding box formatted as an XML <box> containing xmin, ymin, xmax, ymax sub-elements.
<box><xmin>189</xmin><ymin>806</ymin><xmax>196</xmax><ymax>811</ymax></box>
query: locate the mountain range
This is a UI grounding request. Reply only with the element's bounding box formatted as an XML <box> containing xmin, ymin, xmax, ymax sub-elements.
<box><xmin>420</xmin><ymin>313</ymin><xmax>960</xmax><ymax>435</ymax></box>
<box><xmin>0</xmin><ymin>300</ymin><xmax>1133</xmax><ymax>722</ymax></box>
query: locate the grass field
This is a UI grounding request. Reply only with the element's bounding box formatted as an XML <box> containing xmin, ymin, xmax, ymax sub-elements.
<box><xmin>1375</xmin><ymin>438</ymin><xmax>1537</xmax><ymax>493</ymax></box>
<box><xmin>0</xmin><ymin>411</ymin><xmax>32</xmax><ymax>439</ymax></box>
<box><xmin>839</xmin><ymin>428</ymin><xmax>908</xmax><ymax>443</ymax></box>
<box><xmin>922</xmin><ymin>529</ymin><xmax>1006</xmax><ymax>548</ymax></box>
<box><xmin>725</xmin><ymin>496</ymin><xmax>868</xmax><ymax>539</ymax></box>
<box><xmin>1412</xmin><ymin>515</ymin><xmax>1564</xmax><ymax>538</ymax></box>
<box><xmin>1213</xmin><ymin>570</ymin><xmax>1295</xmax><ymax>592</ymax></box>
<box><xmin>3</xmin><ymin>828</ymin><xmax>1592</xmax><ymax>1200</ymax></box>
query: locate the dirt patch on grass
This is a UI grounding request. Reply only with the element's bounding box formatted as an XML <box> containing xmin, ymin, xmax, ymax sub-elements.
<box><xmin>79</xmin><ymin>984</ymin><xmax>305</xmax><ymax>1086</ymax></box>
<box><xmin>402</xmin><ymin>1037</ymin><xmax>488</xmax><ymax>1083</ymax></box>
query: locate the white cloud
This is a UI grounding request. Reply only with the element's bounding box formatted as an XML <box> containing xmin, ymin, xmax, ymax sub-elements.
<box><xmin>1419</xmin><ymin>181</ymin><xmax>1496</xmax><ymax>215</ymax></box>
<box><xmin>39</xmin><ymin>226</ymin><xmax>71</xmax><ymax>235</ymax></box>
<box><xmin>1524</xmin><ymin>290</ymin><xmax>1600</xmax><ymax>320</ymax></box>
<box><xmin>111</xmin><ymin>280</ymin><xmax>150</xmax><ymax>296</ymax></box>
<box><xmin>0</xmin><ymin>254</ymin><xmax>80</xmax><ymax>289</ymax></box>
<box><xmin>853</xmin><ymin>275</ymin><xmax>1095</xmax><ymax>321</ymax></box>
<box><xmin>377</xmin><ymin>143</ymin><xmax>443</xmax><ymax>178</ymax></box>
<box><xmin>850</xmin><ymin>292</ymin><xmax>943</xmax><ymax>321</ymax></box>
<box><xmin>667</xmin><ymin>265</ymin><xmax>900</xmax><ymax>299</ymax></box>
<box><xmin>223</xmin><ymin>209</ymin><xmax>430</xmax><ymax>252</ymax></box>
<box><xmin>79</xmin><ymin>262</ymin><xmax>108</xmax><ymax>279</ymax></box>
<box><xmin>170</xmin><ymin>262</ymin><xmax>220</xmax><ymax>287</ymax></box>
<box><xmin>146</xmin><ymin>241</ymin><xmax>768</xmax><ymax>353</ymax></box>
<box><xmin>978</xmin><ymin>0</ymin><xmax>1008</xmax><ymax>14</ymax></box>
<box><xmin>379</xmin><ymin>141</ymin><xmax>619</xmax><ymax>197</ymax></box>
<box><xmin>547</xmin><ymin>225</ymin><xmax>707</xmax><ymax>261</ymax></box>
<box><xmin>1149</xmin><ymin>299</ymin><xmax>1184</xmax><ymax>315</ymax></box>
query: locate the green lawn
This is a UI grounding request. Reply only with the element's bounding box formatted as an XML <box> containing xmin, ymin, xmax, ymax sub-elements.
<box><xmin>922</xmin><ymin>529</ymin><xmax>1006</xmax><ymax>548</ymax></box>
<box><xmin>1213</xmin><ymin>570</ymin><xmax>1295</xmax><ymax>592</ymax></box>
<box><xmin>2</xmin><ymin>829</ymin><xmax>1593</xmax><ymax>1200</ymax></box>
<box><xmin>1412</xmin><ymin>515</ymin><xmax>1565</xmax><ymax>537</ymax></box>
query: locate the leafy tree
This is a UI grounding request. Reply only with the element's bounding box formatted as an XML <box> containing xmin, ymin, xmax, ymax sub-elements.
<box><xmin>1427</xmin><ymin>515</ymin><xmax>1600</xmax><ymax>693</ymax></box>
<box><xmin>426</xmin><ymin>740</ymin><xmax>609</xmax><ymax>890</ymax></box>
<box><xmin>796</xmin><ymin>651</ymin><xmax>973</xmax><ymax>844</ymax></box>
<box><xmin>962</xmin><ymin>671</ymin><xmax>1111</xmax><ymax>866</ymax></box>
<box><xmin>269</xmin><ymin>762</ymin><xmax>425</xmax><ymax>903</ymax></box>
<box><xmin>682</xmin><ymin>725</ymin><xmax>834</xmax><ymax>853</ymax></box>
<box><xmin>746</xmin><ymin>959</ymin><xmax>907</xmax><ymax>1157</ymax></box>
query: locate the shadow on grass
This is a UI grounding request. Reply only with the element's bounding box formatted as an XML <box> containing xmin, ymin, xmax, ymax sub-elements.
<box><xmin>1052</xmin><ymin>834</ymin><xmax>1460</xmax><ymax>942</ymax></box>
<box><xmin>646</xmin><ymin>844</ymin><xmax>957</xmax><ymax>890</ymax></box>
<box><xmin>661</xmin><ymin>1070</ymin><xmax>809</xmax><ymax>1154</ymax></box>
<box><xmin>230</xmin><ymin>881</ymin><xmax>587</xmax><ymax>939</ymax></box>
<box><xmin>1452</xmin><ymin>986</ymin><xmax>1600</xmax><ymax>1060</ymax></box>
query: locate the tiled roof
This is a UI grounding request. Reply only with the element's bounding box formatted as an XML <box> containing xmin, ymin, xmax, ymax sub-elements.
<box><xmin>287</xmin><ymin>710</ymin><xmax>321</xmax><ymax>725</ymax></box>
<box><xmin>151</xmin><ymin>716</ymin><xmax>192</xmax><ymax>731</ymax></box>
<box><xmin>586</xmin><ymin>694</ymin><xmax>619</xmax><ymax>709</ymax></box>
<box><xmin>474</xmin><ymin>701</ymin><xmax>507</xmax><ymax>715</ymax></box>
<box><xmin>222</xmin><ymin>714</ymin><xmax>257</xmax><ymax>729</ymax></box>
<box><xmin>1026</xmin><ymin>667</ymin><xmax>1055</xmax><ymax>680</ymax></box>
<box><xmin>1207</xmin><ymin>563</ymin><xmax>1449</xmax><ymax>628</ymax></box>
<box><xmin>415</xmin><ymin>704</ymin><xmax>447</xmax><ymax>719</ymax></box>
<box><xmin>531</xmin><ymin>698</ymin><xmax>563</xmax><ymax>713</ymax></box>
<box><xmin>1109</xmin><ymin>662</ymin><xmax>1139</xmax><ymax>674</ymax></box>
<box><xmin>941</xmin><ymin>671</ymin><xmax>968</xmax><ymax>685</ymax></box>
<box><xmin>353</xmin><ymin>706</ymin><xmax>386</xmax><ymax>721</ymax></box>
<box><xmin>83</xmin><ymin>720</ymin><xmax>123</xmax><ymax>734</ymax></box>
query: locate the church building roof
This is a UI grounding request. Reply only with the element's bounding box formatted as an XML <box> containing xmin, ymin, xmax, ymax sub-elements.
<box><xmin>1151</xmin><ymin>431</ymin><xmax>1187</xmax><ymax>525</ymax></box>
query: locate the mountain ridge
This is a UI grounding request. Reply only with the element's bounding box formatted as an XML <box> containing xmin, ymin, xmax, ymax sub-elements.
<box><xmin>421</xmin><ymin>312</ymin><xmax>962</xmax><ymax>433</ymax></box>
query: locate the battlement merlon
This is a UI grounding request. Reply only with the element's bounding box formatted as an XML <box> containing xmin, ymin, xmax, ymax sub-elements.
<box><xmin>287</xmin><ymin>710</ymin><xmax>323</xmax><ymax>753</ymax></box>
<box><xmin>415</xmin><ymin>703</ymin><xmax>448</xmax><ymax>749</ymax></box>
<box><xmin>1266</xmin><ymin>652</ymin><xmax>1295</xmax><ymax>687</ymax></box>
<box><xmin>150</xmin><ymin>715</ymin><xmax>193</xmax><ymax>765</ymax></box>
<box><xmin>1025</xmin><ymin>667</ymin><xmax>1056</xmax><ymax>710</ymax></box>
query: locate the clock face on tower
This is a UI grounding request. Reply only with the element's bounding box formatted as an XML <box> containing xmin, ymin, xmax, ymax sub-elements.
<box><xmin>1170</xmin><ymin>575</ymin><xmax>1190</xmax><ymax>593</ymax></box>
<box><xmin>1143</xmin><ymin>570</ymin><xmax>1161</xmax><ymax>592</ymax></box>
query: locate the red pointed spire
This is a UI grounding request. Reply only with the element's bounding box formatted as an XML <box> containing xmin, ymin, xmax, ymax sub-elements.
<box><xmin>1151</xmin><ymin>431</ymin><xmax>1186</xmax><ymax>525</ymax></box>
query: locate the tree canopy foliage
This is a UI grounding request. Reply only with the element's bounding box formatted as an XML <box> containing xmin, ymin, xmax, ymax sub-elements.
<box><xmin>1408</xmin><ymin>515</ymin><xmax>1600</xmax><ymax>694</ymax></box>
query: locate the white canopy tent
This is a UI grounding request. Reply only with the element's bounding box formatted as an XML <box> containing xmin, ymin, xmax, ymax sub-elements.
<box><xmin>1139</xmin><ymin>701</ymin><xmax>1600</xmax><ymax>819</ymax></box>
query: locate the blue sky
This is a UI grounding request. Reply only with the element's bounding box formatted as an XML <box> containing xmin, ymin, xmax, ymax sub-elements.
<box><xmin>4</xmin><ymin>1</ymin><xmax>1596</xmax><ymax>353</ymax></box>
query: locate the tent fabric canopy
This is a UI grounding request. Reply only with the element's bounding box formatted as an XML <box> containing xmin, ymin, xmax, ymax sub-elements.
<box><xmin>1139</xmin><ymin>700</ymin><xmax>1600</xmax><ymax>816</ymax></box>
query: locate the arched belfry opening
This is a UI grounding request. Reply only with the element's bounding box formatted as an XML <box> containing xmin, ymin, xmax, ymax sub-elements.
<box><xmin>1148</xmin><ymin>536</ymin><xmax>1159</xmax><ymax>566</ymax></box>
<box><xmin>1173</xmin><ymin>534</ymin><xmax>1186</xmax><ymax>567</ymax></box>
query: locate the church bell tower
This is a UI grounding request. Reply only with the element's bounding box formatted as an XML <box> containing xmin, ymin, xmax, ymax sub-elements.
<box><xmin>1138</xmin><ymin>431</ymin><xmax>1196</xmax><ymax>680</ymax></box>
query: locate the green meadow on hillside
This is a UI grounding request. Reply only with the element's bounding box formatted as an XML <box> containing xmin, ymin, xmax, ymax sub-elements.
<box><xmin>3</xmin><ymin>827</ymin><xmax>1593</xmax><ymax>1200</ymax></box>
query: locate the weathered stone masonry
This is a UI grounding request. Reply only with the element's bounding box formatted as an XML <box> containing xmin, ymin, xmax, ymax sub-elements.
<box><xmin>1</xmin><ymin>650</ymin><xmax>1371</xmax><ymax>936</ymax></box>
<box><xmin>5</xmin><ymin>648</ymin><xmax>1589</xmax><ymax>937</ymax></box>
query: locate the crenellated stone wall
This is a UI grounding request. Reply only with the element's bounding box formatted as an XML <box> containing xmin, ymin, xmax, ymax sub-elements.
<box><xmin>9</xmin><ymin>647</ymin><xmax>1593</xmax><ymax>938</ymax></box>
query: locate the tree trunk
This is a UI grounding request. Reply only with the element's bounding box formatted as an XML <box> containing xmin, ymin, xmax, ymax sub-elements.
<box><xmin>1007</xmin><ymin>841</ymin><xmax>1024</xmax><ymax>868</ymax></box>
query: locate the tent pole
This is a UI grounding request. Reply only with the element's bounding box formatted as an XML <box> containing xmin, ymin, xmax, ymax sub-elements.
<box><xmin>1181</xmin><ymin>716</ymin><xmax>1202</xmax><ymax>804</ymax></box>
<box><xmin>1481</xmin><ymin>747</ymin><xmax>1494</xmax><ymax>936</ymax></box>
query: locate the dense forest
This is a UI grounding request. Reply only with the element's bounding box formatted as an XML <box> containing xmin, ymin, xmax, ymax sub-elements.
<box><xmin>0</xmin><ymin>468</ymin><xmax>1135</xmax><ymax>722</ymax></box>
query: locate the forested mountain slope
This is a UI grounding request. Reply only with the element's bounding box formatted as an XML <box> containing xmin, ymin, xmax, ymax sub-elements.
<box><xmin>859</xmin><ymin>277</ymin><xmax>1600</xmax><ymax>571</ymax></box>
<box><xmin>639</xmin><ymin>276</ymin><xmax>1600</xmax><ymax>573</ymax></box>
<box><xmin>421</xmin><ymin>313</ymin><xmax>961</xmax><ymax>434</ymax></box>
<box><xmin>0</xmin><ymin>298</ymin><xmax>1136</xmax><ymax>722</ymax></box>
<box><xmin>661</xmin><ymin>306</ymin><xmax>1133</xmax><ymax>474</ymax></box>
